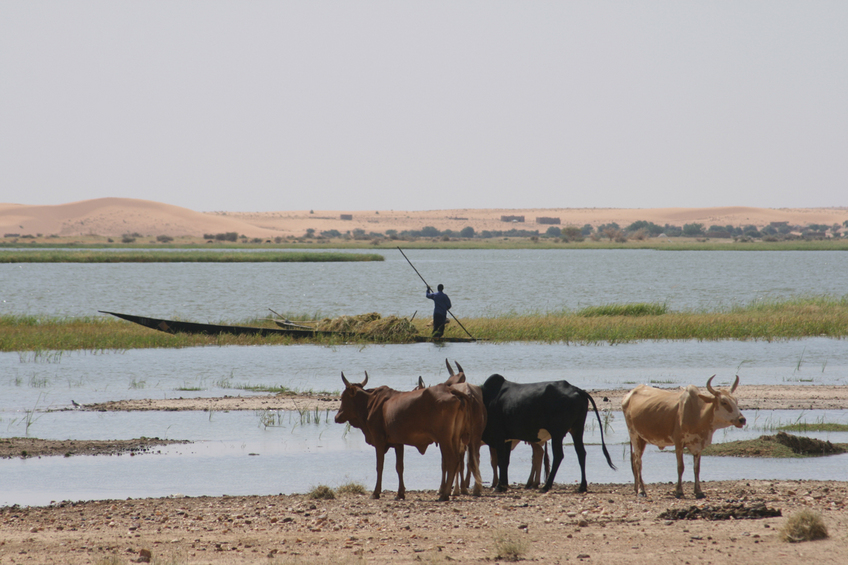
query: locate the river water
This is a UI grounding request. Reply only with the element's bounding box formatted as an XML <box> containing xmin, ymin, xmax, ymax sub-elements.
<box><xmin>1</xmin><ymin>248</ymin><xmax>846</xmax><ymax>319</ymax></box>
<box><xmin>1</xmin><ymin>249</ymin><xmax>847</xmax><ymax>506</ymax></box>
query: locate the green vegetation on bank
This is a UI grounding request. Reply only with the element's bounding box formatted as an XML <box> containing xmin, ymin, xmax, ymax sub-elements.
<box><xmin>703</xmin><ymin>432</ymin><xmax>848</xmax><ymax>458</ymax></box>
<box><xmin>1</xmin><ymin>296</ymin><xmax>846</xmax><ymax>351</ymax></box>
<box><xmin>0</xmin><ymin>250</ymin><xmax>383</xmax><ymax>262</ymax></box>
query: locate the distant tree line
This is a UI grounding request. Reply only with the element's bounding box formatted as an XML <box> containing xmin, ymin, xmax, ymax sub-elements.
<box><xmin>197</xmin><ymin>220</ymin><xmax>848</xmax><ymax>243</ymax></box>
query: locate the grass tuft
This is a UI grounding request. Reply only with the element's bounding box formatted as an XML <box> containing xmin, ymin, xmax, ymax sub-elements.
<box><xmin>307</xmin><ymin>485</ymin><xmax>336</xmax><ymax>500</ymax></box>
<box><xmin>336</xmin><ymin>482</ymin><xmax>368</xmax><ymax>496</ymax></box>
<box><xmin>780</xmin><ymin>509</ymin><xmax>828</xmax><ymax>543</ymax></box>
<box><xmin>492</xmin><ymin>530</ymin><xmax>529</xmax><ymax>561</ymax></box>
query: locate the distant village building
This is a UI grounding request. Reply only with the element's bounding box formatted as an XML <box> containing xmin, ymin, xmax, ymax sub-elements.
<box><xmin>500</xmin><ymin>215</ymin><xmax>525</xmax><ymax>223</ymax></box>
<box><xmin>536</xmin><ymin>217</ymin><xmax>561</xmax><ymax>225</ymax></box>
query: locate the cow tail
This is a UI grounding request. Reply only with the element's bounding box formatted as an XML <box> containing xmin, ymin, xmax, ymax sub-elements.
<box><xmin>586</xmin><ymin>391</ymin><xmax>617</xmax><ymax>470</ymax></box>
<box><xmin>448</xmin><ymin>387</ymin><xmax>471</xmax><ymax>447</ymax></box>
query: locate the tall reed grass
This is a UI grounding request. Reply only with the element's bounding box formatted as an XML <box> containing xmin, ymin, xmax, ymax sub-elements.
<box><xmin>0</xmin><ymin>250</ymin><xmax>383</xmax><ymax>262</ymax></box>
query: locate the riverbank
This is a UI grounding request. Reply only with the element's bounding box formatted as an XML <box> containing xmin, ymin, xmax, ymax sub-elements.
<box><xmin>1</xmin><ymin>480</ymin><xmax>845</xmax><ymax>564</ymax></box>
<box><xmin>64</xmin><ymin>384</ymin><xmax>848</xmax><ymax>413</ymax></box>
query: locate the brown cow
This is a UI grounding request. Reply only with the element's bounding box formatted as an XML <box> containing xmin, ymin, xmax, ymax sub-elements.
<box><xmin>335</xmin><ymin>372</ymin><xmax>469</xmax><ymax>501</ymax></box>
<box><xmin>621</xmin><ymin>375</ymin><xmax>746</xmax><ymax>499</ymax></box>
<box><xmin>429</xmin><ymin>361</ymin><xmax>549</xmax><ymax>492</ymax></box>
<box><xmin>443</xmin><ymin>360</ymin><xmax>486</xmax><ymax>496</ymax></box>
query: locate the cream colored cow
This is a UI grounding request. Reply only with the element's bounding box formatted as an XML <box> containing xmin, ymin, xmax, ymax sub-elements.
<box><xmin>622</xmin><ymin>375</ymin><xmax>745</xmax><ymax>499</ymax></box>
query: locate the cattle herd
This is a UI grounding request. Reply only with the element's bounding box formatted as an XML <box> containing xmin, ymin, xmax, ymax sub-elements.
<box><xmin>334</xmin><ymin>360</ymin><xmax>745</xmax><ymax>501</ymax></box>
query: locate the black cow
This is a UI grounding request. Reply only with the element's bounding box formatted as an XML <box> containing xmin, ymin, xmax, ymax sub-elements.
<box><xmin>481</xmin><ymin>374</ymin><xmax>616</xmax><ymax>492</ymax></box>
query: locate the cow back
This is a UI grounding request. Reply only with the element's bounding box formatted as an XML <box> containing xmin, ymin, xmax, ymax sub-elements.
<box><xmin>382</xmin><ymin>383</ymin><xmax>468</xmax><ymax>454</ymax></box>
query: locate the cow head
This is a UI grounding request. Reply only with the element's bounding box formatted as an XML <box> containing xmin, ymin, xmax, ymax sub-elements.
<box><xmin>445</xmin><ymin>359</ymin><xmax>467</xmax><ymax>385</ymax></box>
<box><xmin>335</xmin><ymin>371</ymin><xmax>369</xmax><ymax>426</ymax></box>
<box><xmin>705</xmin><ymin>375</ymin><xmax>746</xmax><ymax>428</ymax></box>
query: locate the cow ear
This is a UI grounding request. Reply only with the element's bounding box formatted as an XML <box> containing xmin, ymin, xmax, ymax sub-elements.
<box><xmin>445</xmin><ymin>359</ymin><xmax>454</xmax><ymax>376</ymax></box>
<box><xmin>341</xmin><ymin>372</ymin><xmax>351</xmax><ymax>388</ymax></box>
<box><xmin>731</xmin><ymin>375</ymin><xmax>740</xmax><ymax>393</ymax></box>
<box><xmin>362</xmin><ymin>371</ymin><xmax>369</xmax><ymax>387</ymax></box>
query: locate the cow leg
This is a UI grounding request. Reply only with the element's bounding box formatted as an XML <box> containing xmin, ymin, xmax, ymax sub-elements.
<box><xmin>629</xmin><ymin>435</ymin><xmax>648</xmax><ymax>497</ymax></box>
<box><xmin>467</xmin><ymin>440</ymin><xmax>483</xmax><ymax>496</ymax></box>
<box><xmin>693</xmin><ymin>453</ymin><xmax>705</xmax><ymax>499</ymax></box>
<box><xmin>674</xmin><ymin>443</ymin><xmax>686</xmax><ymax>498</ymax></box>
<box><xmin>439</xmin><ymin>443</ymin><xmax>460</xmax><ymax>501</ymax></box>
<box><xmin>571</xmin><ymin>429</ymin><xmax>589</xmax><ymax>493</ymax></box>
<box><xmin>495</xmin><ymin>442</ymin><xmax>512</xmax><ymax>492</ymax></box>
<box><xmin>452</xmin><ymin>447</ymin><xmax>465</xmax><ymax>496</ymax></box>
<box><xmin>373</xmin><ymin>447</ymin><xmax>387</xmax><ymax>499</ymax></box>
<box><xmin>542</xmin><ymin>439</ymin><xmax>565</xmax><ymax>493</ymax></box>
<box><xmin>489</xmin><ymin>446</ymin><xmax>499</xmax><ymax>489</ymax></box>
<box><xmin>394</xmin><ymin>445</ymin><xmax>406</xmax><ymax>500</ymax></box>
<box><xmin>526</xmin><ymin>443</ymin><xmax>542</xmax><ymax>489</ymax></box>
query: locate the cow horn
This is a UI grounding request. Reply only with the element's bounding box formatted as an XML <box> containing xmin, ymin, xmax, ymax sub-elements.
<box><xmin>418</xmin><ymin>376</ymin><xmax>425</xmax><ymax>388</ymax></box>
<box><xmin>445</xmin><ymin>359</ymin><xmax>455</xmax><ymax>376</ymax></box>
<box><xmin>362</xmin><ymin>371</ymin><xmax>369</xmax><ymax>387</ymax></box>
<box><xmin>731</xmin><ymin>374</ymin><xmax>740</xmax><ymax>393</ymax></box>
<box><xmin>341</xmin><ymin>372</ymin><xmax>351</xmax><ymax>388</ymax></box>
<box><xmin>455</xmin><ymin>361</ymin><xmax>464</xmax><ymax>374</ymax></box>
<box><xmin>706</xmin><ymin>375</ymin><xmax>718</xmax><ymax>397</ymax></box>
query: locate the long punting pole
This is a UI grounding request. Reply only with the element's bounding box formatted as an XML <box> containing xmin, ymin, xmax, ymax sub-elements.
<box><xmin>397</xmin><ymin>247</ymin><xmax>475</xmax><ymax>341</ymax></box>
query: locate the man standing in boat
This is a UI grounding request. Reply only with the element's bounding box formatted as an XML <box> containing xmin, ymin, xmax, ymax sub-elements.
<box><xmin>425</xmin><ymin>284</ymin><xmax>451</xmax><ymax>338</ymax></box>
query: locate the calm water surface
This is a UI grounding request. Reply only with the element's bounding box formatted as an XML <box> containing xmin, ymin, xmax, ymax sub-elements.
<box><xmin>2</xmin><ymin>249</ymin><xmax>846</xmax><ymax>319</ymax></box>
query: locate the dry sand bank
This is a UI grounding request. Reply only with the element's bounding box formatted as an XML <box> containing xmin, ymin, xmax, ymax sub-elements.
<box><xmin>3</xmin><ymin>197</ymin><xmax>846</xmax><ymax>239</ymax></box>
<box><xmin>1</xmin><ymin>481</ymin><xmax>846</xmax><ymax>564</ymax></box>
<box><xmin>72</xmin><ymin>385</ymin><xmax>848</xmax><ymax>413</ymax></box>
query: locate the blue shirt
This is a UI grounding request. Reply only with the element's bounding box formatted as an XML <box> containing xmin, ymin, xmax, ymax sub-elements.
<box><xmin>425</xmin><ymin>289</ymin><xmax>452</xmax><ymax>315</ymax></box>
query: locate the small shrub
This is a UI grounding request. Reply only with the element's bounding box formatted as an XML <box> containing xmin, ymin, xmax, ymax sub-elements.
<box><xmin>336</xmin><ymin>482</ymin><xmax>367</xmax><ymax>496</ymax></box>
<box><xmin>308</xmin><ymin>485</ymin><xmax>336</xmax><ymax>500</ymax></box>
<box><xmin>492</xmin><ymin>530</ymin><xmax>529</xmax><ymax>561</ymax></box>
<box><xmin>781</xmin><ymin>509</ymin><xmax>828</xmax><ymax>543</ymax></box>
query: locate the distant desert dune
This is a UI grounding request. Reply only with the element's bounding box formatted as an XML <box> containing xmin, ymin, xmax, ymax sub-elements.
<box><xmin>1</xmin><ymin>198</ymin><xmax>846</xmax><ymax>239</ymax></box>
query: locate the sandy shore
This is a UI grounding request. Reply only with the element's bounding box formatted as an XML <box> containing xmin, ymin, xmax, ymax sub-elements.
<box><xmin>71</xmin><ymin>385</ymin><xmax>848</xmax><ymax>414</ymax></box>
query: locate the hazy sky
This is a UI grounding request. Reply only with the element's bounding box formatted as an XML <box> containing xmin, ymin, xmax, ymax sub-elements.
<box><xmin>2</xmin><ymin>2</ymin><xmax>846</xmax><ymax>212</ymax></box>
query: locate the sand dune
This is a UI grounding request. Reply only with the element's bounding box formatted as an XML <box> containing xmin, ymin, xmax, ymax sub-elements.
<box><xmin>1</xmin><ymin>198</ymin><xmax>846</xmax><ymax>239</ymax></box>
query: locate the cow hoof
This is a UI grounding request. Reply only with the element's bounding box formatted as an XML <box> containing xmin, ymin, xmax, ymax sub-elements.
<box><xmin>495</xmin><ymin>485</ymin><xmax>508</xmax><ymax>493</ymax></box>
<box><xmin>695</xmin><ymin>492</ymin><xmax>706</xmax><ymax>500</ymax></box>
<box><xmin>371</xmin><ymin>493</ymin><xmax>381</xmax><ymax>500</ymax></box>
<box><xmin>674</xmin><ymin>492</ymin><xmax>684</xmax><ymax>499</ymax></box>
